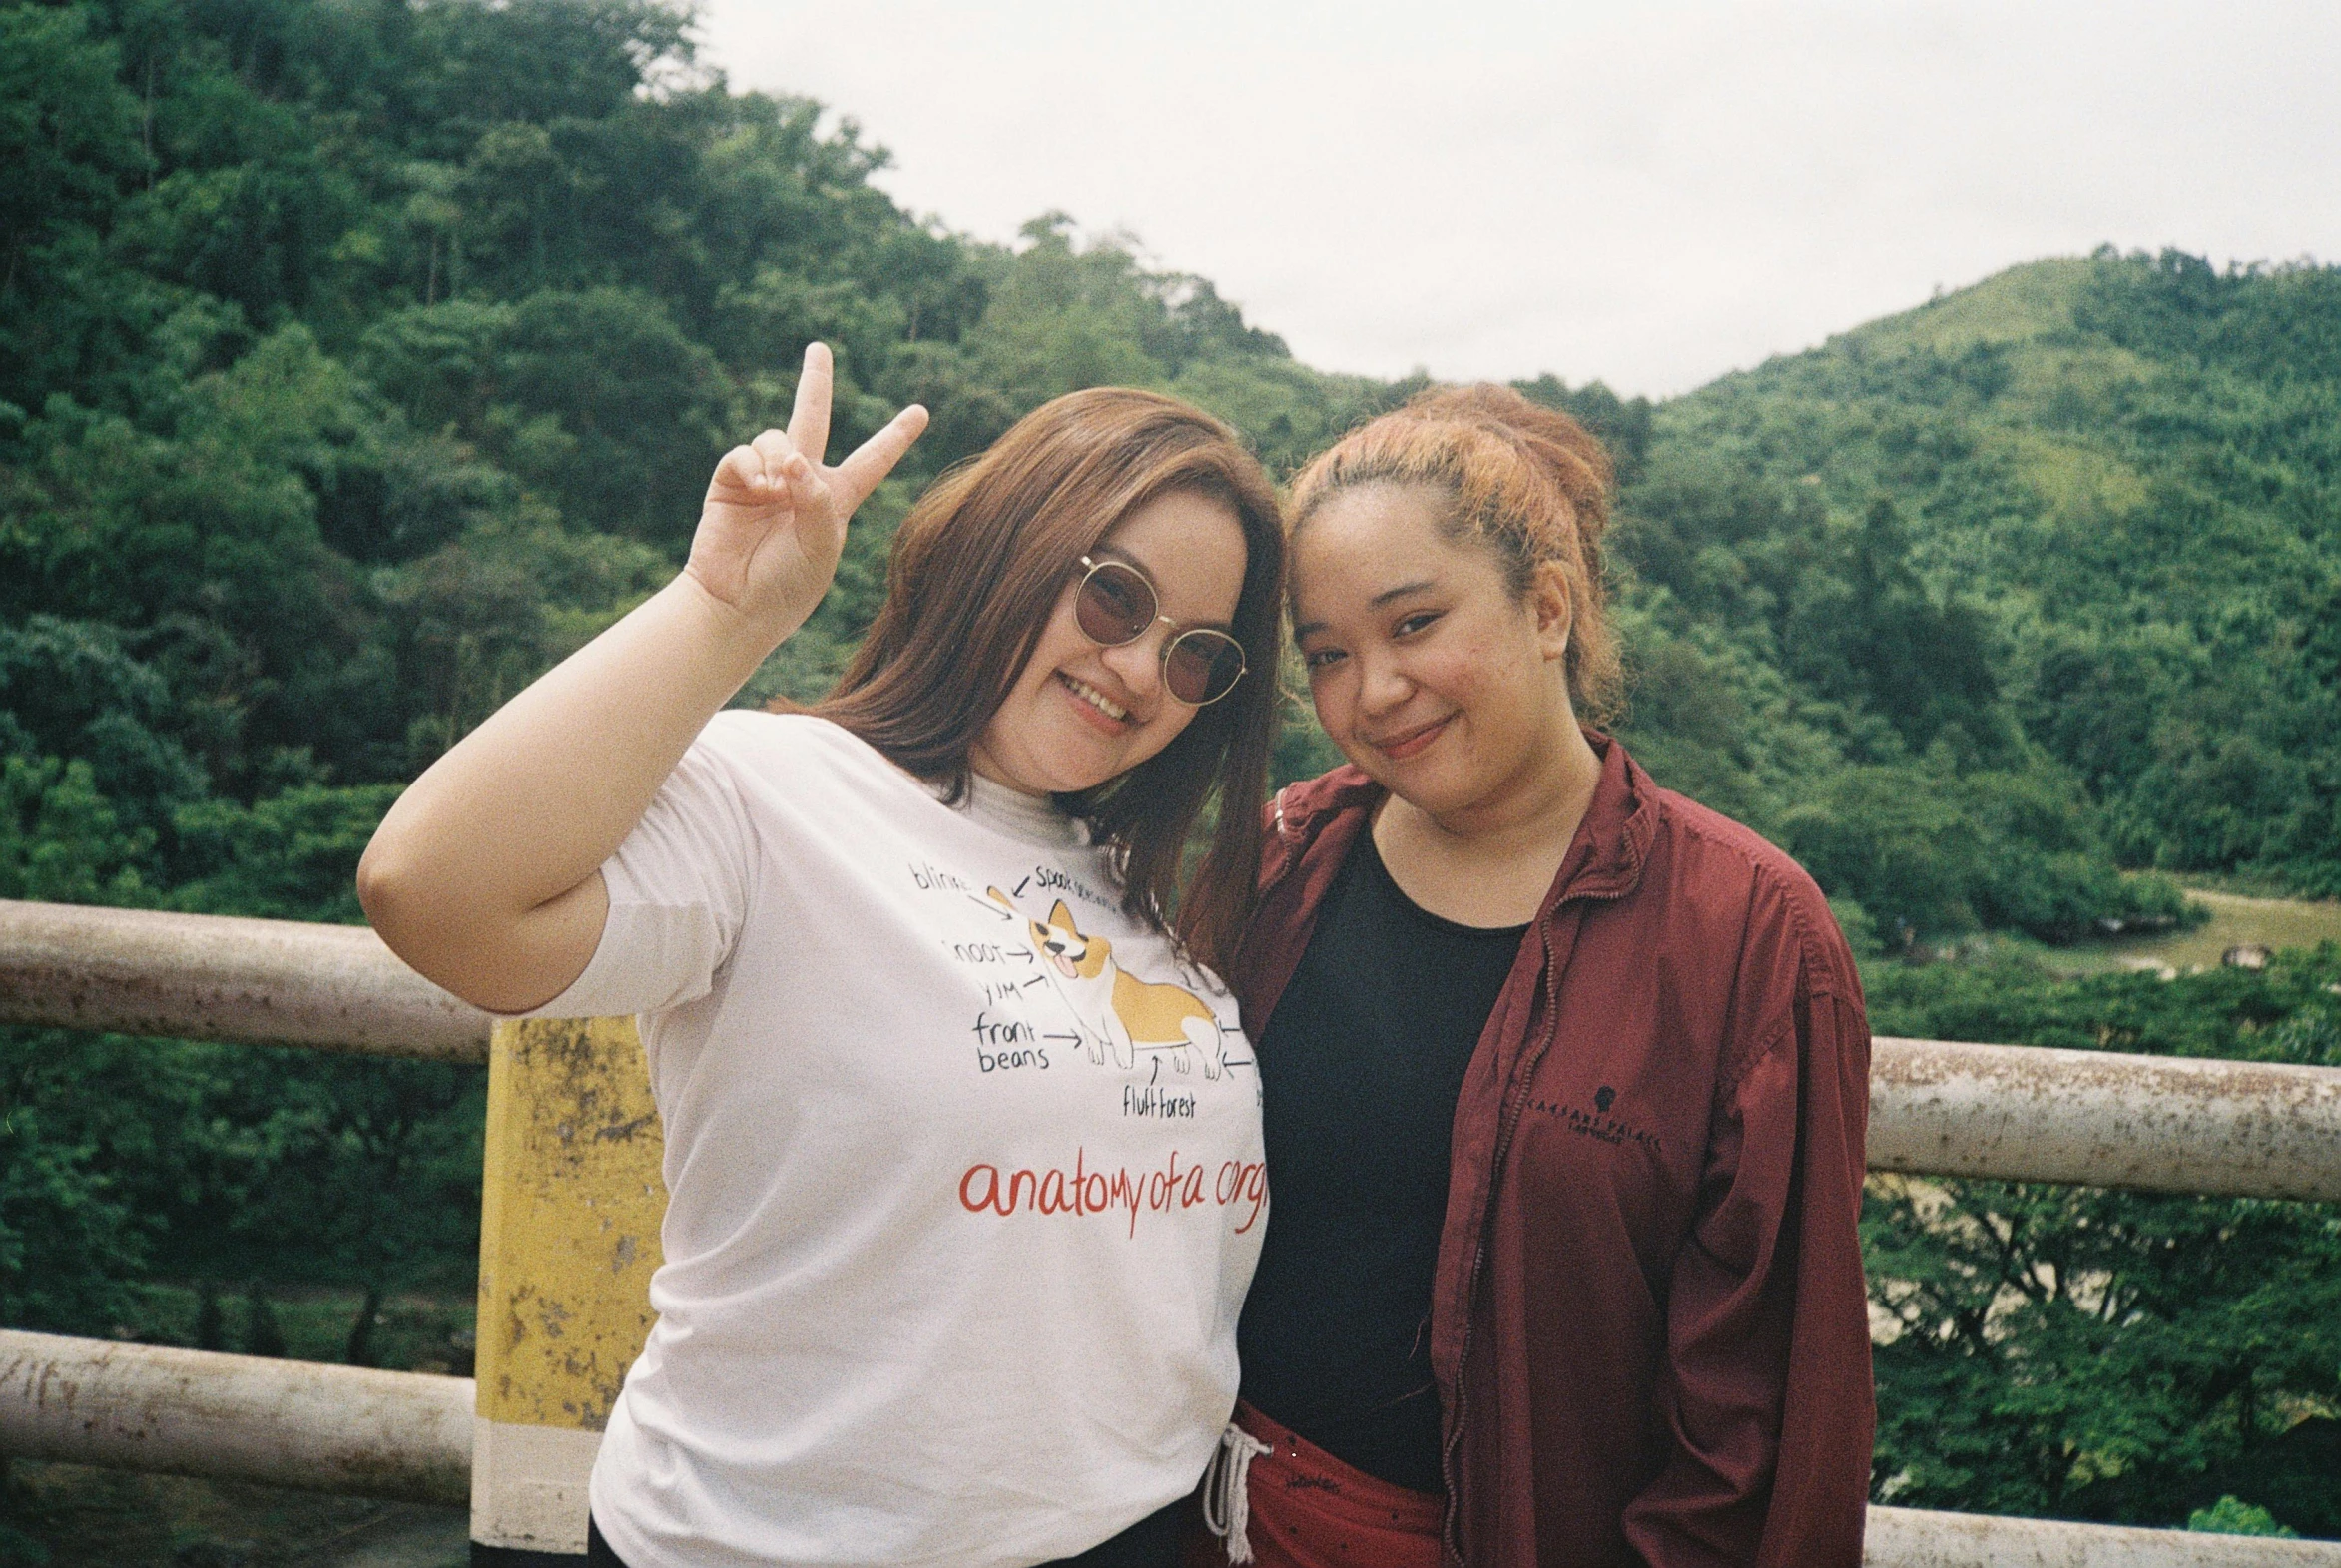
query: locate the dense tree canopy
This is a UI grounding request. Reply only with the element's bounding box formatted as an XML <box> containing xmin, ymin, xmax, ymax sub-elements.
<box><xmin>1619</xmin><ymin>253</ymin><xmax>2341</xmax><ymax>913</ymax></box>
<box><xmin>1862</xmin><ymin>948</ymin><xmax>2341</xmax><ymax>1536</ymax></box>
<box><xmin>3</xmin><ymin>0</ymin><xmax>2338</xmax><ymax>1541</ymax></box>
<box><xmin>0</xmin><ymin>0</ymin><xmax>1397</xmax><ymax>1386</ymax></box>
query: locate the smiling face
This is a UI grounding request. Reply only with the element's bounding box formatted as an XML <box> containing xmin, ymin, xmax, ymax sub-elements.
<box><xmin>1292</xmin><ymin>483</ymin><xmax>1581</xmax><ymax>823</ymax></box>
<box><xmin>969</xmin><ymin>487</ymin><xmax>1249</xmax><ymax>796</ymax></box>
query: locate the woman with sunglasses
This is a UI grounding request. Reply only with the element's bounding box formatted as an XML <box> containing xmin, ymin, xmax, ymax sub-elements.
<box><xmin>1193</xmin><ymin>385</ymin><xmax>1872</xmax><ymax>1568</ymax></box>
<box><xmin>360</xmin><ymin>350</ymin><xmax>1284</xmax><ymax>1568</ymax></box>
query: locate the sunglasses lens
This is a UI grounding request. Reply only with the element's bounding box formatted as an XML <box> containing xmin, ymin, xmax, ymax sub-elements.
<box><xmin>1165</xmin><ymin>632</ymin><xmax>1246</xmax><ymax>706</ymax></box>
<box><xmin>1075</xmin><ymin>561</ymin><xmax>1154</xmax><ymax>646</ymax></box>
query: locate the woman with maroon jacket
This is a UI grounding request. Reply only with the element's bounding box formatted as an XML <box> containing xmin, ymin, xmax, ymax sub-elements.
<box><xmin>1194</xmin><ymin>385</ymin><xmax>1875</xmax><ymax>1568</ymax></box>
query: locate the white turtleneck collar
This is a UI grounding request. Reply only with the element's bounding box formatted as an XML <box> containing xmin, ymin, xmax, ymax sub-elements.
<box><xmin>953</xmin><ymin>769</ymin><xmax>1088</xmax><ymax>851</ymax></box>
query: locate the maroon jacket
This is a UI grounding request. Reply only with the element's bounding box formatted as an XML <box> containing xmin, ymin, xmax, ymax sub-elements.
<box><xmin>1234</xmin><ymin>736</ymin><xmax>1874</xmax><ymax>1568</ymax></box>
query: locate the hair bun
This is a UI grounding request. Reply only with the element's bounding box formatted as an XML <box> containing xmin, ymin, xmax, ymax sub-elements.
<box><xmin>1408</xmin><ymin>383</ymin><xmax>1614</xmax><ymax>546</ymax></box>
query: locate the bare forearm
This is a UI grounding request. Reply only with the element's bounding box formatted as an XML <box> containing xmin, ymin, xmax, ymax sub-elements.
<box><xmin>358</xmin><ymin>573</ymin><xmax>781</xmax><ymax>1008</ymax></box>
<box><xmin>359</xmin><ymin>343</ymin><xmax>925</xmax><ymax>1011</ymax></box>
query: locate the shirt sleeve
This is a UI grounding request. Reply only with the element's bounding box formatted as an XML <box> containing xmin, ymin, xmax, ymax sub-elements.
<box><xmin>1621</xmin><ymin>917</ymin><xmax>1876</xmax><ymax>1568</ymax></box>
<box><xmin>515</xmin><ymin>736</ymin><xmax>757</xmax><ymax>1021</ymax></box>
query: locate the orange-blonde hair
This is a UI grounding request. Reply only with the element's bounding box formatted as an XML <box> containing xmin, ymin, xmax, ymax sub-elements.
<box><xmin>1288</xmin><ymin>383</ymin><xmax>1621</xmax><ymax>721</ymax></box>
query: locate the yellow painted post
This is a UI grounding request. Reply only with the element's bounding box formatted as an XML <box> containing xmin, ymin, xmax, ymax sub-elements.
<box><xmin>470</xmin><ymin>1017</ymin><xmax>666</xmax><ymax>1563</ymax></box>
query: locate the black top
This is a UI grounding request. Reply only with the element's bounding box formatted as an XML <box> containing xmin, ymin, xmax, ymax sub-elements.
<box><xmin>1237</xmin><ymin>828</ymin><xmax>1529</xmax><ymax>1495</ymax></box>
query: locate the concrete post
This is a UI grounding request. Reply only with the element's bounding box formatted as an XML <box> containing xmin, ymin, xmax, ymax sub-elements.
<box><xmin>469</xmin><ymin>1017</ymin><xmax>665</xmax><ymax>1564</ymax></box>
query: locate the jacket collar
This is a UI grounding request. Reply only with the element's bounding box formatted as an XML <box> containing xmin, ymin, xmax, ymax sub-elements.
<box><xmin>1266</xmin><ymin>730</ymin><xmax>1659</xmax><ymax>918</ymax></box>
<box><xmin>1538</xmin><ymin>728</ymin><xmax>1658</xmax><ymax>915</ymax></box>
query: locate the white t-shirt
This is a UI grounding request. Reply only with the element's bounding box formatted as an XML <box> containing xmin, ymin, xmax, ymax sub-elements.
<box><xmin>529</xmin><ymin>712</ymin><xmax>1266</xmax><ymax>1568</ymax></box>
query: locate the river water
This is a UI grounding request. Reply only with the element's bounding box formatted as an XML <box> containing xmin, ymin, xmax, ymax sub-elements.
<box><xmin>2053</xmin><ymin>888</ymin><xmax>2341</xmax><ymax>975</ymax></box>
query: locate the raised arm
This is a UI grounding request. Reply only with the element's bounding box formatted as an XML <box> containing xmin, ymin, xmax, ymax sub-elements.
<box><xmin>356</xmin><ymin>345</ymin><xmax>925</xmax><ymax>1012</ymax></box>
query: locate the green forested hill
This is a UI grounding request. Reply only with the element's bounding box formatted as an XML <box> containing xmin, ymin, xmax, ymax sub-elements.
<box><xmin>7</xmin><ymin>0</ymin><xmax>2335</xmax><ymax>943</ymax></box>
<box><xmin>0</xmin><ymin>0</ymin><xmax>1384</xmax><ymax>930</ymax></box>
<box><xmin>1603</xmin><ymin>254</ymin><xmax>2341</xmax><ymax>944</ymax></box>
<box><xmin>5</xmin><ymin>0</ymin><xmax>2340</xmax><ymax>1542</ymax></box>
<box><xmin>0</xmin><ymin>0</ymin><xmax>1396</xmax><ymax>1380</ymax></box>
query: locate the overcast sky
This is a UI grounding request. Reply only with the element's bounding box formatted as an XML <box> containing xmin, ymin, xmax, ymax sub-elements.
<box><xmin>694</xmin><ymin>1</ymin><xmax>2339</xmax><ymax>398</ymax></box>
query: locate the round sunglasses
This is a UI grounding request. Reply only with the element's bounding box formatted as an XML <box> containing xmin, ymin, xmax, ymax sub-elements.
<box><xmin>1072</xmin><ymin>555</ymin><xmax>1247</xmax><ymax>707</ymax></box>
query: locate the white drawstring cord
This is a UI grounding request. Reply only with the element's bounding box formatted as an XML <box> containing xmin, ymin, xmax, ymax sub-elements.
<box><xmin>1199</xmin><ymin>1420</ymin><xmax>1275</xmax><ymax>1564</ymax></box>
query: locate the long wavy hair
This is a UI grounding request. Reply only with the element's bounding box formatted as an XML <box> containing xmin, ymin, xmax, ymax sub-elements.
<box><xmin>809</xmin><ymin>388</ymin><xmax>1285</xmax><ymax>976</ymax></box>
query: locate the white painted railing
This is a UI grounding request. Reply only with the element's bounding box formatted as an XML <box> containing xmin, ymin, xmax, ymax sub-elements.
<box><xmin>0</xmin><ymin>897</ymin><xmax>489</xmax><ymax>1062</ymax></box>
<box><xmin>8</xmin><ymin>898</ymin><xmax>2337</xmax><ymax>1201</ymax></box>
<box><xmin>0</xmin><ymin>1328</ymin><xmax>470</xmax><ymax>1505</ymax></box>
<box><xmin>5</xmin><ymin>1329</ymin><xmax>2334</xmax><ymax>1564</ymax></box>
<box><xmin>4</xmin><ymin>897</ymin><xmax>2337</xmax><ymax>1561</ymax></box>
<box><xmin>1866</xmin><ymin>1036</ymin><xmax>2341</xmax><ymax>1203</ymax></box>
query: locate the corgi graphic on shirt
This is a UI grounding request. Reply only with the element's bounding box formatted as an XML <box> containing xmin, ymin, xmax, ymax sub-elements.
<box><xmin>989</xmin><ymin>888</ymin><xmax>1225</xmax><ymax>1079</ymax></box>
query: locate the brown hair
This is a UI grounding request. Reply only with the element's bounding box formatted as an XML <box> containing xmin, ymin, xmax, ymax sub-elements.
<box><xmin>1287</xmin><ymin>383</ymin><xmax>1621</xmax><ymax>721</ymax></box>
<box><xmin>810</xmin><ymin>387</ymin><xmax>1285</xmax><ymax>976</ymax></box>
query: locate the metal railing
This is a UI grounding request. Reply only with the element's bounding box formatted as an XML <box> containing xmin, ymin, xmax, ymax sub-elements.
<box><xmin>12</xmin><ymin>897</ymin><xmax>2334</xmax><ymax>1203</ymax></box>
<box><xmin>0</xmin><ymin>1330</ymin><xmax>469</xmax><ymax>1505</ymax></box>
<box><xmin>0</xmin><ymin>896</ymin><xmax>489</xmax><ymax>1061</ymax></box>
<box><xmin>4</xmin><ymin>897</ymin><xmax>2339</xmax><ymax>1565</ymax></box>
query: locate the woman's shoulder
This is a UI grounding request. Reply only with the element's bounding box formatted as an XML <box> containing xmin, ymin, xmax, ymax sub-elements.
<box><xmin>1644</xmin><ymin>785</ymin><xmax>1856</xmax><ymax>994</ymax></box>
<box><xmin>1635</xmin><ymin>787</ymin><xmax>1867</xmax><ymax>1103</ymax></box>
<box><xmin>672</xmin><ymin>712</ymin><xmax>935</xmax><ymax>831</ymax></box>
<box><xmin>695</xmin><ymin>708</ymin><xmax>895</xmax><ymax>780</ymax></box>
<box><xmin>1650</xmin><ymin>787</ymin><xmax>1817</xmax><ymax>897</ymax></box>
<box><xmin>1263</xmin><ymin>764</ymin><xmax>1380</xmax><ymax>845</ymax></box>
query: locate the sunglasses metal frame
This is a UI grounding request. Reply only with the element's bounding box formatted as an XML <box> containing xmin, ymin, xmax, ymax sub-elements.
<box><xmin>1073</xmin><ymin>555</ymin><xmax>1247</xmax><ymax>707</ymax></box>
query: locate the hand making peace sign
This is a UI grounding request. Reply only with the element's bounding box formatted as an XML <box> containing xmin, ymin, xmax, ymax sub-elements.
<box><xmin>689</xmin><ymin>343</ymin><xmax>929</xmax><ymax>640</ymax></box>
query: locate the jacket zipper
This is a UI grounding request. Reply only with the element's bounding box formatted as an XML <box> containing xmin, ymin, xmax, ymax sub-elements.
<box><xmin>1440</xmin><ymin>917</ymin><xmax>1568</xmax><ymax>1565</ymax></box>
<box><xmin>1256</xmin><ymin>785</ymin><xmax>1318</xmax><ymax>905</ymax></box>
